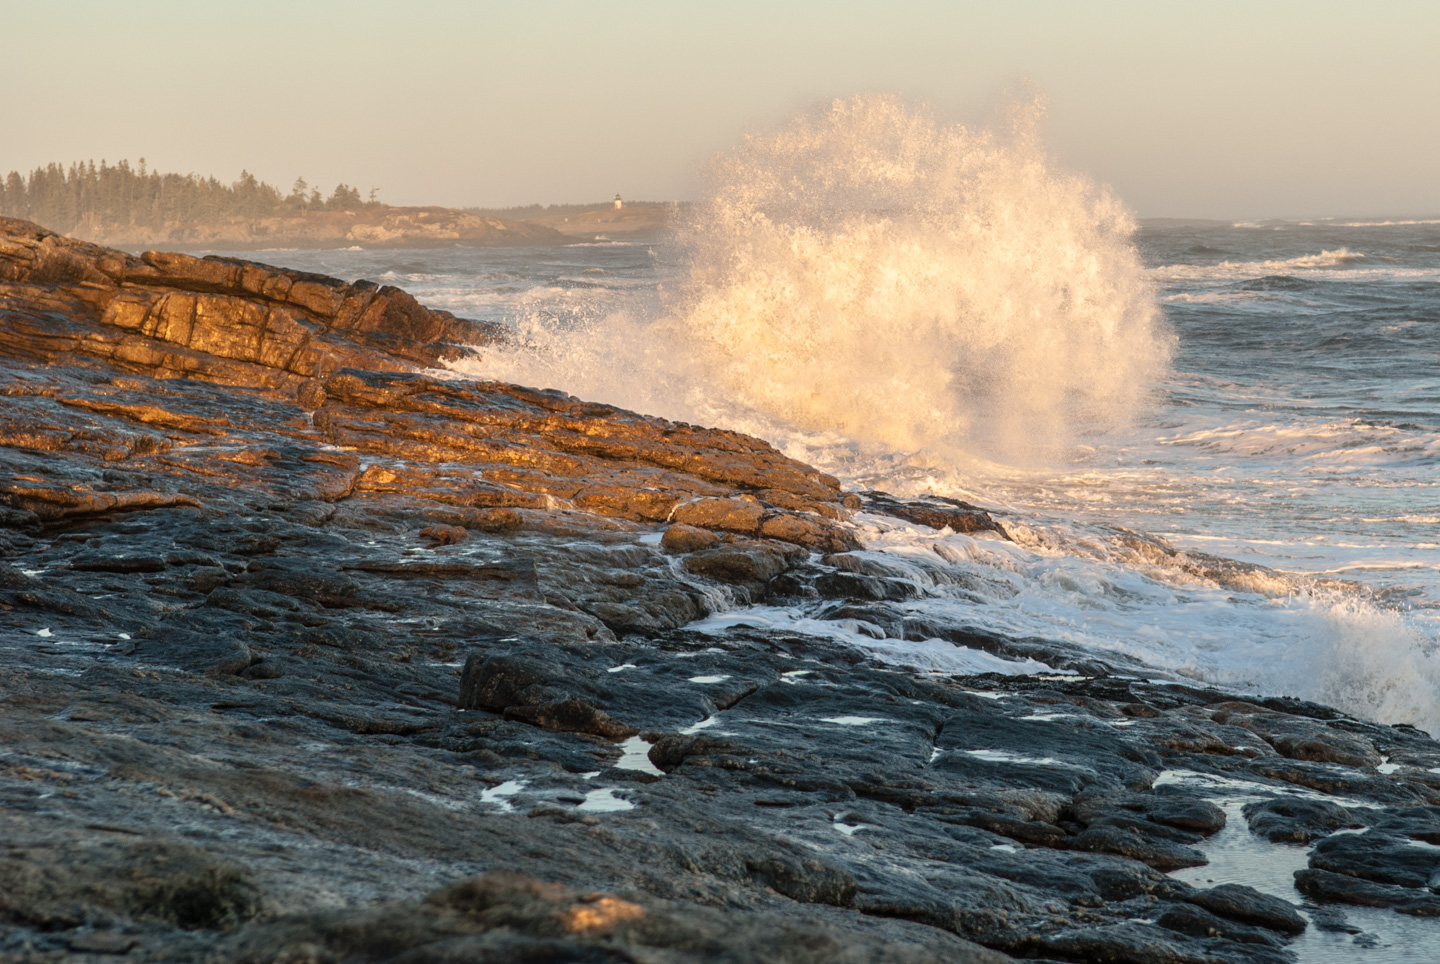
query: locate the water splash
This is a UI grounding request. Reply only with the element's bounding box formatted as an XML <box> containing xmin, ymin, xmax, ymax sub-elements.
<box><xmin>668</xmin><ymin>94</ymin><xmax>1169</xmax><ymax>458</ymax></box>
<box><xmin>441</xmin><ymin>111</ymin><xmax>1440</xmax><ymax>735</ymax></box>
<box><xmin>466</xmin><ymin>94</ymin><xmax>1171</xmax><ymax>463</ymax></box>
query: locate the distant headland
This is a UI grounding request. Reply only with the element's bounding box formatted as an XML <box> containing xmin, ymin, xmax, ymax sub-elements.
<box><xmin>0</xmin><ymin>159</ymin><xmax>674</xmax><ymax>250</ymax></box>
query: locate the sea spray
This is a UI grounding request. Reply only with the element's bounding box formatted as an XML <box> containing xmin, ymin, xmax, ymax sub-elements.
<box><xmin>443</xmin><ymin>101</ymin><xmax>1440</xmax><ymax>736</ymax></box>
<box><xmin>668</xmin><ymin>94</ymin><xmax>1169</xmax><ymax>459</ymax></box>
<box><xmin>470</xmin><ymin>94</ymin><xmax>1171</xmax><ymax>463</ymax></box>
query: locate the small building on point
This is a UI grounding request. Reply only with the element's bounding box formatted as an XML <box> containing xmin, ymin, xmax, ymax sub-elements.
<box><xmin>613</xmin><ymin>194</ymin><xmax>623</xmax><ymax>209</ymax></box>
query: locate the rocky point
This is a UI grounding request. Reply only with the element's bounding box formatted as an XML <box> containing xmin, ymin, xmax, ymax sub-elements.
<box><xmin>2</xmin><ymin>216</ymin><xmax>1439</xmax><ymax>962</ymax></box>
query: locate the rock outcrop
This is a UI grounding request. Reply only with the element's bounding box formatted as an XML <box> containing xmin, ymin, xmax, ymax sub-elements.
<box><xmin>0</xmin><ymin>216</ymin><xmax>855</xmax><ymax>554</ymax></box>
<box><xmin>2</xmin><ymin>218</ymin><xmax>1439</xmax><ymax>962</ymax></box>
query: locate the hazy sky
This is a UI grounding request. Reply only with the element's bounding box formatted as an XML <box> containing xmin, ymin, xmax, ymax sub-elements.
<box><xmin>7</xmin><ymin>1</ymin><xmax>1438</xmax><ymax>218</ymax></box>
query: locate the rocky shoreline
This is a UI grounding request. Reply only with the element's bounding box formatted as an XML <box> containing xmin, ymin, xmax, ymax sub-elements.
<box><xmin>65</xmin><ymin>207</ymin><xmax>567</xmax><ymax>253</ymax></box>
<box><xmin>3</xmin><ymin>216</ymin><xmax>1439</xmax><ymax>962</ymax></box>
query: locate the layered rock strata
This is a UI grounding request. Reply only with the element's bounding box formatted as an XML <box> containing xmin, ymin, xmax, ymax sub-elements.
<box><xmin>2</xmin><ymin>218</ymin><xmax>1438</xmax><ymax>962</ymax></box>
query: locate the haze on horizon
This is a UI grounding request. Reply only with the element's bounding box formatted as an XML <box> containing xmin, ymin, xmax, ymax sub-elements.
<box><xmin>7</xmin><ymin>0</ymin><xmax>1438</xmax><ymax>221</ymax></box>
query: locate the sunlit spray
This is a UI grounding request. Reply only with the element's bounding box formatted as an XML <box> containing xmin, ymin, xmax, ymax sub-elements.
<box><xmin>668</xmin><ymin>93</ymin><xmax>1170</xmax><ymax>459</ymax></box>
<box><xmin>469</xmin><ymin>94</ymin><xmax>1171</xmax><ymax>465</ymax></box>
<box><xmin>442</xmin><ymin>102</ymin><xmax>1440</xmax><ymax>734</ymax></box>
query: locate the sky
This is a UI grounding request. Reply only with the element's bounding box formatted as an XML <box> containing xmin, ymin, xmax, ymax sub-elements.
<box><xmin>6</xmin><ymin>0</ymin><xmax>1438</xmax><ymax>219</ymax></box>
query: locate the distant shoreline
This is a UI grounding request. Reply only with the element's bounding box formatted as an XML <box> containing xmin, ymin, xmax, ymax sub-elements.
<box><xmin>72</xmin><ymin>205</ymin><xmax>578</xmax><ymax>252</ymax></box>
<box><xmin>84</xmin><ymin>203</ymin><xmax>676</xmax><ymax>253</ymax></box>
<box><xmin>0</xmin><ymin>159</ymin><xmax>678</xmax><ymax>251</ymax></box>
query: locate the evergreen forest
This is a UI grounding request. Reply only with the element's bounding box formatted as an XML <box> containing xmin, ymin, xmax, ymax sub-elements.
<box><xmin>0</xmin><ymin>159</ymin><xmax>372</xmax><ymax>235</ymax></box>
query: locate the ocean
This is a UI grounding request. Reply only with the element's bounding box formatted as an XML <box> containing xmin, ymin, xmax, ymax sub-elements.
<box><xmin>209</xmin><ymin>109</ymin><xmax>1438</xmax><ymax>740</ymax></box>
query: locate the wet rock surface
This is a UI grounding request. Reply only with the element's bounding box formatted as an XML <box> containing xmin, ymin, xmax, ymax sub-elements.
<box><xmin>3</xmin><ymin>221</ymin><xmax>1440</xmax><ymax>961</ymax></box>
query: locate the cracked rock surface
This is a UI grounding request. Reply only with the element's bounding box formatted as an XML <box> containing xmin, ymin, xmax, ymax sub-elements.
<box><xmin>3</xmin><ymin>219</ymin><xmax>1439</xmax><ymax>962</ymax></box>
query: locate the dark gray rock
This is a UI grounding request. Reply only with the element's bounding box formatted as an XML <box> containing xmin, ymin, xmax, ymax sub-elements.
<box><xmin>1188</xmin><ymin>884</ymin><xmax>1307</xmax><ymax>936</ymax></box>
<box><xmin>1067</xmin><ymin>825</ymin><xmax>1208</xmax><ymax>871</ymax></box>
<box><xmin>1309</xmin><ymin>830</ymin><xmax>1440</xmax><ymax>889</ymax></box>
<box><xmin>1242</xmin><ymin>797</ymin><xmax>1363</xmax><ymax>843</ymax></box>
<box><xmin>1370</xmin><ymin>806</ymin><xmax>1440</xmax><ymax>844</ymax></box>
<box><xmin>1155</xmin><ymin>902</ymin><xmax>1285</xmax><ymax>946</ymax></box>
<box><xmin>131</xmin><ymin>628</ymin><xmax>255</xmax><ymax>675</ymax></box>
<box><xmin>1295</xmin><ymin>868</ymin><xmax>1440</xmax><ymax>916</ymax></box>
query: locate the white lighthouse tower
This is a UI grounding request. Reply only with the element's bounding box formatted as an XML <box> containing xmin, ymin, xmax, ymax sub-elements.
<box><xmin>613</xmin><ymin>194</ymin><xmax>623</xmax><ymax>210</ymax></box>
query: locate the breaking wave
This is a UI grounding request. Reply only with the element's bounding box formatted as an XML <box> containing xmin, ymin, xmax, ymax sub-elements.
<box><xmin>1149</xmin><ymin>248</ymin><xmax>1368</xmax><ymax>283</ymax></box>
<box><xmin>464</xmin><ymin>94</ymin><xmax>1171</xmax><ymax>462</ymax></box>
<box><xmin>1336</xmin><ymin>218</ymin><xmax>1440</xmax><ymax>227</ymax></box>
<box><xmin>446</xmin><ymin>96</ymin><xmax>1440</xmax><ymax>735</ymax></box>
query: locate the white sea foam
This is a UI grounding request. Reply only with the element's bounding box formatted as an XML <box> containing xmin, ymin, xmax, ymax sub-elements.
<box><xmin>1149</xmin><ymin>247</ymin><xmax>1366</xmax><ymax>281</ymax></box>
<box><xmin>1158</xmin><ymin>419</ymin><xmax>1440</xmax><ymax>467</ymax></box>
<box><xmin>1162</xmin><ymin>291</ymin><xmax>1268</xmax><ymax>304</ymax></box>
<box><xmin>1336</xmin><ymin>218</ymin><xmax>1440</xmax><ymax>227</ymax></box>
<box><xmin>1150</xmin><ymin>247</ymin><xmax>1440</xmax><ymax>285</ymax></box>
<box><xmin>479</xmin><ymin>780</ymin><xmax>524</xmax><ymax>812</ymax></box>
<box><xmin>862</xmin><ymin>517</ymin><xmax>1440</xmax><ymax>735</ymax></box>
<box><xmin>963</xmin><ymin>749</ymin><xmax>1067</xmax><ymax>766</ymax></box>
<box><xmin>690</xmin><ymin>605</ymin><xmax>1059</xmax><ymax>676</ymax></box>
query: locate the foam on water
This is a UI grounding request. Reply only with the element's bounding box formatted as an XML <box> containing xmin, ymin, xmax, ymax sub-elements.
<box><xmin>840</xmin><ymin>513</ymin><xmax>1440</xmax><ymax>733</ymax></box>
<box><xmin>1150</xmin><ymin>247</ymin><xmax>1366</xmax><ymax>280</ymax></box>
<box><xmin>1149</xmin><ymin>247</ymin><xmax>1440</xmax><ymax>284</ymax></box>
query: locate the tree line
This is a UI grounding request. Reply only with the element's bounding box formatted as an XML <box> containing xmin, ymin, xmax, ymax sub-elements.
<box><xmin>0</xmin><ymin>159</ymin><xmax>377</xmax><ymax>234</ymax></box>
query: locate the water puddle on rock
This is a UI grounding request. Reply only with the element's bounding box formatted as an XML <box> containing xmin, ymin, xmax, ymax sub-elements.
<box><xmin>962</xmin><ymin>748</ymin><xmax>1067</xmax><ymax>766</ymax></box>
<box><xmin>577</xmin><ymin>788</ymin><xmax>634</xmax><ymax>812</ymax></box>
<box><xmin>1168</xmin><ymin>795</ymin><xmax>1440</xmax><ymax>962</ymax></box>
<box><xmin>479</xmin><ymin>780</ymin><xmax>525</xmax><ymax>812</ymax></box>
<box><xmin>1154</xmin><ymin>767</ymin><xmax>1387</xmax><ymax>811</ymax></box>
<box><xmin>1171</xmin><ymin>799</ymin><xmax>1309</xmax><ymax>896</ymax></box>
<box><xmin>614</xmin><ymin>736</ymin><xmax>664</xmax><ymax>776</ymax></box>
